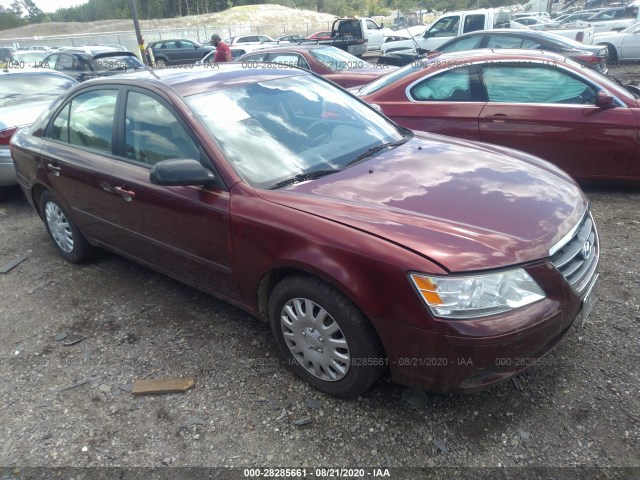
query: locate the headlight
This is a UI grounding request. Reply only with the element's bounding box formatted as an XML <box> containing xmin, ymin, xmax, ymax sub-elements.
<box><xmin>409</xmin><ymin>269</ymin><xmax>545</xmax><ymax>319</ymax></box>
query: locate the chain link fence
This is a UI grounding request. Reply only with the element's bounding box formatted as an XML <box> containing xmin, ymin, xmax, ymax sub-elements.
<box><xmin>0</xmin><ymin>21</ymin><xmax>347</xmax><ymax>54</ymax></box>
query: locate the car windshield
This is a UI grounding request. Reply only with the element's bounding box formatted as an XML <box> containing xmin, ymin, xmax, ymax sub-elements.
<box><xmin>186</xmin><ymin>74</ymin><xmax>407</xmax><ymax>189</ymax></box>
<box><xmin>91</xmin><ymin>54</ymin><xmax>144</xmax><ymax>71</ymax></box>
<box><xmin>357</xmin><ymin>62</ymin><xmax>421</xmax><ymax>95</ymax></box>
<box><xmin>0</xmin><ymin>73</ymin><xmax>75</xmax><ymax>106</ymax></box>
<box><xmin>309</xmin><ymin>47</ymin><xmax>367</xmax><ymax>71</ymax></box>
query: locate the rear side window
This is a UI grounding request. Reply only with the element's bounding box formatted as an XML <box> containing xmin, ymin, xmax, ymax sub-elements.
<box><xmin>486</xmin><ymin>35</ymin><xmax>538</xmax><ymax>49</ymax></box>
<box><xmin>268</xmin><ymin>53</ymin><xmax>310</xmax><ymax>69</ymax></box>
<box><xmin>410</xmin><ymin>67</ymin><xmax>473</xmax><ymax>101</ymax></box>
<box><xmin>48</xmin><ymin>89</ymin><xmax>118</xmax><ymax>154</ymax></box>
<box><xmin>494</xmin><ymin>11</ymin><xmax>511</xmax><ymax>28</ymax></box>
<box><xmin>463</xmin><ymin>15</ymin><xmax>485</xmax><ymax>33</ymax></box>
<box><xmin>439</xmin><ymin>35</ymin><xmax>483</xmax><ymax>53</ymax></box>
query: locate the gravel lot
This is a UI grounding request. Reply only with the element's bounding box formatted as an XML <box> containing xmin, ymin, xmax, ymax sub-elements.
<box><xmin>1</xmin><ymin>63</ymin><xmax>639</xmax><ymax>479</ymax></box>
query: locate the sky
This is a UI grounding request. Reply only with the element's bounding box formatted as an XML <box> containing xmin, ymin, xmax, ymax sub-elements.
<box><xmin>0</xmin><ymin>0</ymin><xmax>88</xmax><ymax>14</ymax></box>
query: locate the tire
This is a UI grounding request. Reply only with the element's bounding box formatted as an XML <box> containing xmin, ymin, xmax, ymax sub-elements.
<box><xmin>603</xmin><ymin>44</ymin><xmax>618</xmax><ymax>62</ymax></box>
<box><xmin>269</xmin><ymin>274</ymin><xmax>385</xmax><ymax>398</ymax></box>
<box><xmin>154</xmin><ymin>57</ymin><xmax>167</xmax><ymax>68</ymax></box>
<box><xmin>40</xmin><ymin>190</ymin><xmax>92</xmax><ymax>263</ymax></box>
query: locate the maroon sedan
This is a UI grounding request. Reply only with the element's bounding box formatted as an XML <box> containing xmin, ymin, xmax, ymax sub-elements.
<box><xmin>11</xmin><ymin>65</ymin><xmax>599</xmax><ymax>397</ymax></box>
<box><xmin>356</xmin><ymin>49</ymin><xmax>640</xmax><ymax>184</ymax></box>
<box><xmin>237</xmin><ymin>45</ymin><xmax>395</xmax><ymax>88</ymax></box>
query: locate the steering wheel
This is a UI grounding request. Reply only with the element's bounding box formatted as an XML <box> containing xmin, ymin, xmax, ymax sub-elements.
<box><xmin>300</xmin><ymin>120</ymin><xmax>332</xmax><ymax>149</ymax></box>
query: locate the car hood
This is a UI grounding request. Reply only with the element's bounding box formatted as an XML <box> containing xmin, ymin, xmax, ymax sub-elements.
<box><xmin>258</xmin><ymin>133</ymin><xmax>587</xmax><ymax>272</ymax></box>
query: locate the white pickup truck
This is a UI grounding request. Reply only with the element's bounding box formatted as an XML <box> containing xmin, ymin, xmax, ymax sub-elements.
<box><xmin>381</xmin><ymin>8</ymin><xmax>511</xmax><ymax>54</ymax></box>
<box><xmin>382</xmin><ymin>8</ymin><xmax>595</xmax><ymax>55</ymax></box>
<box><xmin>330</xmin><ymin>17</ymin><xmax>395</xmax><ymax>51</ymax></box>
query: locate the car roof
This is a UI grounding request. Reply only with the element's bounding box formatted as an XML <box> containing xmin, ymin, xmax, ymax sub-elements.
<box><xmin>418</xmin><ymin>48</ymin><xmax>568</xmax><ymax>66</ymax></box>
<box><xmin>0</xmin><ymin>68</ymin><xmax>77</xmax><ymax>82</ymax></box>
<box><xmin>83</xmin><ymin>63</ymin><xmax>310</xmax><ymax>97</ymax></box>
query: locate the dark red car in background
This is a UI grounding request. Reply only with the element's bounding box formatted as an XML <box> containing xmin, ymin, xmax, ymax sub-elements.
<box><xmin>237</xmin><ymin>45</ymin><xmax>395</xmax><ymax>88</ymax></box>
<box><xmin>11</xmin><ymin>65</ymin><xmax>599</xmax><ymax>397</ymax></box>
<box><xmin>357</xmin><ymin>49</ymin><xmax>640</xmax><ymax>184</ymax></box>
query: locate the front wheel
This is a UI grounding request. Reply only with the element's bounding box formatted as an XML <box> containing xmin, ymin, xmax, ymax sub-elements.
<box><xmin>603</xmin><ymin>44</ymin><xmax>618</xmax><ymax>62</ymax></box>
<box><xmin>40</xmin><ymin>190</ymin><xmax>92</xmax><ymax>263</ymax></box>
<box><xmin>154</xmin><ymin>57</ymin><xmax>167</xmax><ymax>68</ymax></box>
<box><xmin>269</xmin><ymin>274</ymin><xmax>385</xmax><ymax>398</ymax></box>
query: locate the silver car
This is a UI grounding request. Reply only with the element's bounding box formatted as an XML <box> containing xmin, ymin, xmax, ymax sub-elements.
<box><xmin>0</xmin><ymin>70</ymin><xmax>77</xmax><ymax>193</ymax></box>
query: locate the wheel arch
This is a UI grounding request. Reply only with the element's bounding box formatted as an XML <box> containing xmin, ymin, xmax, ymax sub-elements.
<box><xmin>256</xmin><ymin>265</ymin><xmax>389</xmax><ymax>357</ymax></box>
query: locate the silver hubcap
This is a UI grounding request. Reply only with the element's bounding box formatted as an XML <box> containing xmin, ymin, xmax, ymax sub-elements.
<box><xmin>280</xmin><ymin>298</ymin><xmax>350</xmax><ymax>382</ymax></box>
<box><xmin>45</xmin><ymin>202</ymin><xmax>74</xmax><ymax>253</ymax></box>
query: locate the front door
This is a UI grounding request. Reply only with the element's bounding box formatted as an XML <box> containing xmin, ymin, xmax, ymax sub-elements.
<box><xmin>104</xmin><ymin>89</ymin><xmax>236</xmax><ymax>295</ymax></box>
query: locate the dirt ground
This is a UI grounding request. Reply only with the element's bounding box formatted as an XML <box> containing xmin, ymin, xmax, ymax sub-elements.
<box><xmin>1</xmin><ymin>64</ymin><xmax>639</xmax><ymax>479</ymax></box>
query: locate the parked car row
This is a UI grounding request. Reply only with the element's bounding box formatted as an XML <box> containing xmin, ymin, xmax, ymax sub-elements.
<box><xmin>9</xmin><ymin>63</ymin><xmax>600</xmax><ymax>399</ymax></box>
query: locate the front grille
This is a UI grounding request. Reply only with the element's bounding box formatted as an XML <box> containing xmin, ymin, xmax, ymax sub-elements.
<box><xmin>550</xmin><ymin>212</ymin><xmax>599</xmax><ymax>295</ymax></box>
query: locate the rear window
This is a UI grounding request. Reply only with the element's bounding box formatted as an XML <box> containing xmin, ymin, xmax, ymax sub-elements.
<box><xmin>91</xmin><ymin>54</ymin><xmax>144</xmax><ymax>71</ymax></box>
<box><xmin>494</xmin><ymin>11</ymin><xmax>511</xmax><ymax>28</ymax></box>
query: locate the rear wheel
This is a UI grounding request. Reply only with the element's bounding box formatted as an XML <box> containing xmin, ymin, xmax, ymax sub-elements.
<box><xmin>269</xmin><ymin>274</ymin><xmax>385</xmax><ymax>398</ymax></box>
<box><xmin>40</xmin><ymin>190</ymin><xmax>92</xmax><ymax>263</ymax></box>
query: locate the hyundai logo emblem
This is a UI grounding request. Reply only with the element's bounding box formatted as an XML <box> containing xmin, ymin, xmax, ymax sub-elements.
<box><xmin>580</xmin><ymin>241</ymin><xmax>592</xmax><ymax>260</ymax></box>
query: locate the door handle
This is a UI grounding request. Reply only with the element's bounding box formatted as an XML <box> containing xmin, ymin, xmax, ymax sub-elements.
<box><xmin>485</xmin><ymin>114</ymin><xmax>509</xmax><ymax>123</ymax></box>
<box><xmin>46</xmin><ymin>163</ymin><xmax>61</xmax><ymax>176</ymax></box>
<box><xmin>114</xmin><ymin>186</ymin><xmax>136</xmax><ymax>202</ymax></box>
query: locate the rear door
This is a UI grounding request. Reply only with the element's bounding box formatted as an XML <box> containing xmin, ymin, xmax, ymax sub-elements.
<box><xmin>39</xmin><ymin>87</ymin><xmax>120</xmax><ymax>240</ymax></box>
<box><xmin>478</xmin><ymin>62</ymin><xmax>637</xmax><ymax>178</ymax></box>
<box><xmin>378</xmin><ymin>65</ymin><xmax>485</xmax><ymax>140</ymax></box>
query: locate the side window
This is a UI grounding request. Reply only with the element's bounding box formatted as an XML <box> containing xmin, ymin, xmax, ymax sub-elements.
<box><xmin>124</xmin><ymin>91</ymin><xmax>200</xmax><ymax>165</ymax></box>
<box><xmin>366</xmin><ymin>20</ymin><xmax>378</xmax><ymax>30</ymax></box>
<box><xmin>242</xmin><ymin>52</ymin><xmax>268</xmax><ymax>62</ymax></box>
<box><xmin>57</xmin><ymin>54</ymin><xmax>75</xmax><ymax>71</ymax></box>
<box><xmin>268</xmin><ymin>53</ymin><xmax>308</xmax><ymax>69</ymax></box>
<box><xmin>463</xmin><ymin>14</ymin><xmax>485</xmax><ymax>33</ymax></box>
<box><xmin>44</xmin><ymin>53</ymin><xmax>58</xmax><ymax>68</ymax></box>
<box><xmin>428</xmin><ymin>16</ymin><xmax>460</xmax><ymax>37</ymax></box>
<box><xmin>410</xmin><ymin>67</ymin><xmax>473</xmax><ymax>101</ymax></box>
<box><xmin>494</xmin><ymin>12</ymin><xmax>510</xmax><ymax>28</ymax></box>
<box><xmin>486</xmin><ymin>35</ymin><xmax>533</xmax><ymax>49</ymax></box>
<box><xmin>439</xmin><ymin>35</ymin><xmax>483</xmax><ymax>53</ymax></box>
<box><xmin>50</xmin><ymin>103</ymin><xmax>70</xmax><ymax>142</ymax></box>
<box><xmin>483</xmin><ymin>64</ymin><xmax>596</xmax><ymax>104</ymax></box>
<box><xmin>47</xmin><ymin>89</ymin><xmax>118</xmax><ymax>153</ymax></box>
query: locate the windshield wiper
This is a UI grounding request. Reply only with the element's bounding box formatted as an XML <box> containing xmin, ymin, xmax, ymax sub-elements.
<box><xmin>267</xmin><ymin>169</ymin><xmax>339</xmax><ymax>190</ymax></box>
<box><xmin>345</xmin><ymin>138</ymin><xmax>409</xmax><ymax>168</ymax></box>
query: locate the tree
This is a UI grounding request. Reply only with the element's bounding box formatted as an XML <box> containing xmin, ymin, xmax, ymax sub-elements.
<box><xmin>21</xmin><ymin>0</ymin><xmax>45</xmax><ymax>22</ymax></box>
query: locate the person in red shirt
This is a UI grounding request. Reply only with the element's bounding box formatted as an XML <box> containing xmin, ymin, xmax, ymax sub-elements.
<box><xmin>210</xmin><ymin>34</ymin><xmax>232</xmax><ymax>62</ymax></box>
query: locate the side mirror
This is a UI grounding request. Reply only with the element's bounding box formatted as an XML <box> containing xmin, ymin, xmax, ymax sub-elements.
<box><xmin>380</xmin><ymin>22</ymin><xmax>385</xmax><ymax>28</ymax></box>
<box><xmin>150</xmin><ymin>159</ymin><xmax>216</xmax><ymax>186</ymax></box>
<box><xmin>595</xmin><ymin>89</ymin><xmax>614</xmax><ymax>109</ymax></box>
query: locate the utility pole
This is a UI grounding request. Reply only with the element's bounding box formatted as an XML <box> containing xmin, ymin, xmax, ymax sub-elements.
<box><xmin>128</xmin><ymin>0</ymin><xmax>148</xmax><ymax>66</ymax></box>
